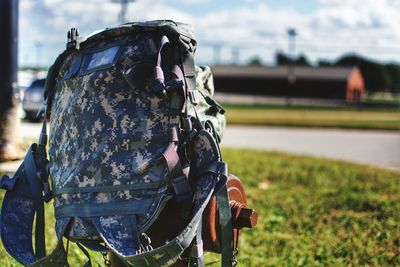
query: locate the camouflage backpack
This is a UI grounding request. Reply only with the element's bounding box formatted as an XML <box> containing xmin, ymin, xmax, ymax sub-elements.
<box><xmin>0</xmin><ymin>21</ymin><xmax>234</xmax><ymax>267</ymax></box>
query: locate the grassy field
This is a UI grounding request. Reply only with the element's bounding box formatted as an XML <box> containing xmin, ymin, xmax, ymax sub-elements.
<box><xmin>1</xmin><ymin>149</ymin><xmax>399</xmax><ymax>266</ymax></box>
<box><xmin>224</xmin><ymin>104</ymin><xmax>400</xmax><ymax>130</ymax></box>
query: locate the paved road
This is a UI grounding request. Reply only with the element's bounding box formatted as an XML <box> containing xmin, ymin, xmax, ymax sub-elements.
<box><xmin>20</xmin><ymin>121</ymin><xmax>400</xmax><ymax>170</ymax></box>
<box><xmin>222</xmin><ymin>126</ymin><xmax>400</xmax><ymax>170</ymax></box>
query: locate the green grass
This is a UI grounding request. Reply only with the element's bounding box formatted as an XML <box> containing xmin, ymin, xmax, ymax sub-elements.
<box><xmin>1</xmin><ymin>149</ymin><xmax>400</xmax><ymax>266</ymax></box>
<box><xmin>366</xmin><ymin>92</ymin><xmax>400</xmax><ymax>105</ymax></box>
<box><xmin>224</xmin><ymin>104</ymin><xmax>400</xmax><ymax>130</ymax></box>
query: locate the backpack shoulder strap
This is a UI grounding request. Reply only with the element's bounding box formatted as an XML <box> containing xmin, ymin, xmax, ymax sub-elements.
<box><xmin>0</xmin><ymin>143</ymin><xmax>71</xmax><ymax>266</ymax></box>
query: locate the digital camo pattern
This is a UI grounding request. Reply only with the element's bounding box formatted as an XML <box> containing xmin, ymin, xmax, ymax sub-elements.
<box><xmin>188</xmin><ymin>66</ymin><xmax>226</xmax><ymax>141</ymax></box>
<box><xmin>49</xmin><ymin>32</ymin><xmax>183</xmax><ymax>242</ymax></box>
<box><xmin>92</xmin><ymin>215</ymin><xmax>139</xmax><ymax>256</ymax></box>
<box><xmin>1</xmin><ymin>186</ymin><xmax>37</xmax><ymax>265</ymax></box>
<box><xmin>119</xmin><ymin>130</ymin><xmax>219</xmax><ymax>266</ymax></box>
<box><xmin>0</xmin><ymin>149</ymin><xmax>71</xmax><ymax>266</ymax></box>
<box><xmin>1</xmin><ymin>20</ymin><xmax>222</xmax><ymax>267</ymax></box>
<box><xmin>84</xmin><ymin>20</ymin><xmax>196</xmax><ymax>49</ymax></box>
<box><xmin>189</xmin><ymin>129</ymin><xmax>220</xmax><ymax>214</ymax></box>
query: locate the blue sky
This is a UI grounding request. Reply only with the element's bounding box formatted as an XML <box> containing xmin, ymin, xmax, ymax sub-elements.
<box><xmin>19</xmin><ymin>0</ymin><xmax>400</xmax><ymax>67</ymax></box>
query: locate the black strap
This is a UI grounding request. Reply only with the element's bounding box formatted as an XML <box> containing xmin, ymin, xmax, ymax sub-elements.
<box><xmin>77</xmin><ymin>243</ymin><xmax>92</xmax><ymax>267</ymax></box>
<box><xmin>22</xmin><ymin>108</ymin><xmax>51</xmax><ymax>259</ymax></box>
<box><xmin>216</xmin><ymin>184</ymin><xmax>234</xmax><ymax>267</ymax></box>
<box><xmin>44</xmin><ymin>50</ymin><xmax>70</xmax><ymax>117</ymax></box>
<box><xmin>192</xmin><ymin>161</ymin><xmax>227</xmax><ymax>179</ymax></box>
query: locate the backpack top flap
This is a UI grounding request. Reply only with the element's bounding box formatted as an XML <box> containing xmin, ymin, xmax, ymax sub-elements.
<box><xmin>48</xmin><ymin>21</ymin><xmax>193</xmax><ymax>249</ymax></box>
<box><xmin>85</xmin><ymin>20</ymin><xmax>196</xmax><ymax>47</ymax></box>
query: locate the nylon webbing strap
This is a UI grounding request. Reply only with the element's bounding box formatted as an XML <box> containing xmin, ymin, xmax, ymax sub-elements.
<box><xmin>162</xmin><ymin>143</ymin><xmax>191</xmax><ymax>200</ymax></box>
<box><xmin>217</xmin><ymin>184</ymin><xmax>234</xmax><ymax>267</ymax></box>
<box><xmin>189</xmin><ymin>218</ymin><xmax>205</xmax><ymax>267</ymax></box>
<box><xmin>77</xmin><ymin>242</ymin><xmax>92</xmax><ymax>267</ymax></box>
<box><xmin>111</xmin><ymin>204</ymin><xmax>205</xmax><ymax>267</ymax></box>
<box><xmin>192</xmin><ymin>161</ymin><xmax>227</xmax><ymax>179</ymax></box>
<box><xmin>29</xmin><ymin>218</ymin><xmax>71</xmax><ymax>267</ymax></box>
<box><xmin>154</xmin><ymin>35</ymin><xmax>170</xmax><ymax>85</ymax></box>
<box><xmin>44</xmin><ymin>50</ymin><xmax>70</xmax><ymax>115</ymax></box>
<box><xmin>24</xmin><ymin>146</ymin><xmax>46</xmax><ymax>259</ymax></box>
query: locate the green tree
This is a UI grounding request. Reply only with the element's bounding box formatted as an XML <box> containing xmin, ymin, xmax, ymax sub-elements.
<box><xmin>335</xmin><ymin>54</ymin><xmax>391</xmax><ymax>94</ymax></box>
<box><xmin>275</xmin><ymin>51</ymin><xmax>311</xmax><ymax>66</ymax></box>
<box><xmin>248</xmin><ymin>57</ymin><xmax>263</xmax><ymax>66</ymax></box>
<box><xmin>385</xmin><ymin>64</ymin><xmax>400</xmax><ymax>94</ymax></box>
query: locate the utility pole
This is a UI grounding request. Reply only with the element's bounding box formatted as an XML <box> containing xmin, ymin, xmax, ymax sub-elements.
<box><xmin>0</xmin><ymin>0</ymin><xmax>23</xmax><ymax>161</ymax></box>
<box><xmin>231</xmin><ymin>47</ymin><xmax>239</xmax><ymax>65</ymax></box>
<box><xmin>111</xmin><ymin>0</ymin><xmax>136</xmax><ymax>24</ymax></box>
<box><xmin>213</xmin><ymin>44</ymin><xmax>221</xmax><ymax>65</ymax></box>
<box><xmin>35</xmin><ymin>41</ymin><xmax>44</xmax><ymax>68</ymax></box>
<box><xmin>286</xmin><ymin>28</ymin><xmax>297</xmax><ymax>105</ymax></box>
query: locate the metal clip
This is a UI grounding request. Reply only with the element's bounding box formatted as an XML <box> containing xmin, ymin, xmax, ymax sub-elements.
<box><xmin>139</xmin><ymin>233</ymin><xmax>153</xmax><ymax>252</ymax></box>
<box><xmin>102</xmin><ymin>252</ymin><xmax>112</xmax><ymax>266</ymax></box>
<box><xmin>36</xmin><ymin>103</ymin><xmax>46</xmax><ymax>119</ymax></box>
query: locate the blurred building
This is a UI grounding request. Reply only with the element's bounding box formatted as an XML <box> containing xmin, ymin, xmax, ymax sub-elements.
<box><xmin>212</xmin><ymin>66</ymin><xmax>365</xmax><ymax>102</ymax></box>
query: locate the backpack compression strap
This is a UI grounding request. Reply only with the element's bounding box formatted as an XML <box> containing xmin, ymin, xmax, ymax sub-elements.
<box><xmin>104</xmin><ymin>129</ymin><xmax>222</xmax><ymax>267</ymax></box>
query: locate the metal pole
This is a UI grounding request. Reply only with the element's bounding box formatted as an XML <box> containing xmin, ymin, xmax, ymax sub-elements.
<box><xmin>286</xmin><ymin>28</ymin><xmax>297</xmax><ymax>105</ymax></box>
<box><xmin>231</xmin><ymin>47</ymin><xmax>239</xmax><ymax>65</ymax></box>
<box><xmin>35</xmin><ymin>41</ymin><xmax>44</xmax><ymax>68</ymax></box>
<box><xmin>213</xmin><ymin>44</ymin><xmax>221</xmax><ymax>65</ymax></box>
<box><xmin>111</xmin><ymin>0</ymin><xmax>136</xmax><ymax>24</ymax></box>
<box><xmin>0</xmin><ymin>0</ymin><xmax>18</xmax><ymax>90</ymax></box>
<box><xmin>287</xmin><ymin>28</ymin><xmax>297</xmax><ymax>84</ymax></box>
<box><xmin>0</xmin><ymin>0</ymin><xmax>23</xmax><ymax>161</ymax></box>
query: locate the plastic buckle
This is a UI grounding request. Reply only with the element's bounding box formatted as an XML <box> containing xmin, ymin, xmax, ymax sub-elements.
<box><xmin>178</xmin><ymin>128</ymin><xmax>198</xmax><ymax>151</ymax></box>
<box><xmin>165</xmin><ymin>79</ymin><xmax>184</xmax><ymax>91</ymax></box>
<box><xmin>189</xmin><ymin>91</ymin><xmax>199</xmax><ymax>105</ymax></box>
<box><xmin>191</xmin><ymin>240</ymin><xmax>204</xmax><ymax>258</ymax></box>
<box><xmin>152</xmin><ymin>81</ymin><xmax>167</xmax><ymax>97</ymax></box>
<box><xmin>172</xmin><ymin>176</ymin><xmax>192</xmax><ymax>202</ymax></box>
<box><xmin>38</xmin><ymin>167</ymin><xmax>53</xmax><ymax>203</ymax></box>
<box><xmin>152</xmin><ymin>79</ymin><xmax>184</xmax><ymax>97</ymax></box>
<box><xmin>182</xmin><ymin>117</ymin><xmax>193</xmax><ymax>132</ymax></box>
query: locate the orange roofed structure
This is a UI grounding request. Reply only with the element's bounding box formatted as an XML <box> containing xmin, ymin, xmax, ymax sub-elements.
<box><xmin>212</xmin><ymin>66</ymin><xmax>365</xmax><ymax>103</ymax></box>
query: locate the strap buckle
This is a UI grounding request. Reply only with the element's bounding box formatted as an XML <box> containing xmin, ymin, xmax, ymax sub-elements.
<box><xmin>172</xmin><ymin>175</ymin><xmax>192</xmax><ymax>202</ymax></box>
<box><xmin>38</xmin><ymin>163</ymin><xmax>53</xmax><ymax>203</ymax></box>
<box><xmin>189</xmin><ymin>91</ymin><xmax>199</xmax><ymax>105</ymax></box>
<box><xmin>152</xmin><ymin>78</ymin><xmax>184</xmax><ymax>97</ymax></box>
<box><xmin>178</xmin><ymin>128</ymin><xmax>198</xmax><ymax>151</ymax></box>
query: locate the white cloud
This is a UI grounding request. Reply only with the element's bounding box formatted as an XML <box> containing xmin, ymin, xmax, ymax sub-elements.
<box><xmin>192</xmin><ymin>0</ymin><xmax>400</xmax><ymax>64</ymax></box>
<box><xmin>18</xmin><ymin>0</ymin><xmax>400</xmax><ymax>67</ymax></box>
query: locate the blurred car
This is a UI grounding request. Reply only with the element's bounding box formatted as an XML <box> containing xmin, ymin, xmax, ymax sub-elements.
<box><xmin>22</xmin><ymin>78</ymin><xmax>45</xmax><ymax>121</ymax></box>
